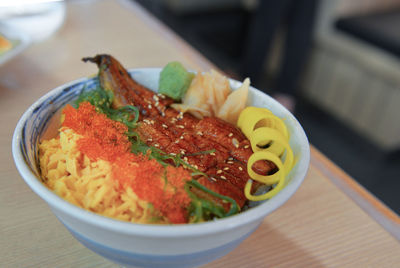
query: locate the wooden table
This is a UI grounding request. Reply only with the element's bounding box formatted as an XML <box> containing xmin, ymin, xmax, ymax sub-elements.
<box><xmin>1</xmin><ymin>1</ymin><xmax>399</xmax><ymax>267</ymax></box>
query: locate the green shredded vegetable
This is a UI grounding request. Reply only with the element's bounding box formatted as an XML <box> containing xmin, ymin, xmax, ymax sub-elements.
<box><xmin>75</xmin><ymin>85</ymin><xmax>139</xmax><ymax>129</ymax></box>
<box><xmin>186</xmin><ymin>180</ymin><xmax>239</xmax><ymax>222</ymax></box>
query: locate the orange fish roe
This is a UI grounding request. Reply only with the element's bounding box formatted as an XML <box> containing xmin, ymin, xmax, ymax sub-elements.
<box><xmin>62</xmin><ymin>102</ymin><xmax>130</xmax><ymax>162</ymax></box>
<box><xmin>112</xmin><ymin>154</ymin><xmax>192</xmax><ymax>223</ymax></box>
<box><xmin>62</xmin><ymin>102</ymin><xmax>192</xmax><ymax>223</ymax></box>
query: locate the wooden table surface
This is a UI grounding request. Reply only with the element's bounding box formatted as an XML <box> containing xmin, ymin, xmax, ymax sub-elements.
<box><xmin>1</xmin><ymin>1</ymin><xmax>399</xmax><ymax>267</ymax></box>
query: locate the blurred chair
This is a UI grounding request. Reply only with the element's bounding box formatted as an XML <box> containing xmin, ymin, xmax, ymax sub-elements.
<box><xmin>301</xmin><ymin>0</ymin><xmax>400</xmax><ymax>152</ymax></box>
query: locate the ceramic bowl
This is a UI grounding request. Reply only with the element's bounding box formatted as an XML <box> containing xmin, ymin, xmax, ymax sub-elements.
<box><xmin>12</xmin><ymin>68</ymin><xmax>310</xmax><ymax>268</ymax></box>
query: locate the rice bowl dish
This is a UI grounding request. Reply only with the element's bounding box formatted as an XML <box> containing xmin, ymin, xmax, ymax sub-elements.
<box><xmin>12</xmin><ymin>56</ymin><xmax>310</xmax><ymax>267</ymax></box>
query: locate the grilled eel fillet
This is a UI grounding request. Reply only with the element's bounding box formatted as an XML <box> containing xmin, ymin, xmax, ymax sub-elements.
<box><xmin>83</xmin><ymin>55</ymin><xmax>275</xmax><ymax>208</ymax></box>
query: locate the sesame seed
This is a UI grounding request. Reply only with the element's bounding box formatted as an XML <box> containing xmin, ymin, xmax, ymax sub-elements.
<box><xmin>177</xmin><ymin>125</ymin><xmax>185</xmax><ymax>129</ymax></box>
<box><xmin>162</xmin><ymin>124</ymin><xmax>168</xmax><ymax>128</ymax></box>
<box><xmin>228</xmin><ymin>157</ymin><xmax>234</xmax><ymax>161</ymax></box>
<box><xmin>244</xmin><ymin>145</ymin><xmax>250</xmax><ymax>149</ymax></box>
<box><xmin>180</xmin><ymin>136</ymin><xmax>184</xmax><ymax>139</ymax></box>
<box><xmin>239</xmin><ymin>166</ymin><xmax>243</xmax><ymax>171</ymax></box>
<box><xmin>210</xmin><ymin>152</ymin><xmax>216</xmax><ymax>156</ymax></box>
<box><xmin>193</xmin><ymin>165</ymin><xmax>198</xmax><ymax>169</ymax></box>
<box><xmin>183</xmin><ymin>157</ymin><xmax>188</xmax><ymax>162</ymax></box>
<box><xmin>161</xmin><ymin>112</ymin><xmax>165</xmax><ymax>117</ymax></box>
<box><xmin>154</xmin><ymin>143</ymin><xmax>159</xmax><ymax>147</ymax></box>
<box><xmin>223</xmin><ymin>167</ymin><xmax>229</xmax><ymax>171</ymax></box>
<box><xmin>217</xmin><ymin>170</ymin><xmax>223</xmax><ymax>174</ymax></box>
<box><xmin>220</xmin><ymin>176</ymin><xmax>227</xmax><ymax>180</ymax></box>
<box><xmin>157</xmin><ymin>93</ymin><xmax>166</xmax><ymax>99</ymax></box>
<box><xmin>227</xmin><ymin>161</ymin><xmax>234</xmax><ymax>164</ymax></box>
<box><xmin>180</xmin><ymin>149</ymin><xmax>186</xmax><ymax>155</ymax></box>
<box><xmin>143</xmin><ymin>119</ymin><xmax>150</xmax><ymax>124</ymax></box>
<box><xmin>175</xmin><ymin>140</ymin><xmax>180</xmax><ymax>144</ymax></box>
<box><xmin>153</xmin><ymin>95</ymin><xmax>159</xmax><ymax>101</ymax></box>
<box><xmin>147</xmin><ymin>138</ymin><xmax>153</xmax><ymax>142</ymax></box>
<box><xmin>228</xmin><ymin>133</ymin><xmax>233</xmax><ymax>137</ymax></box>
<box><xmin>148</xmin><ymin>104</ymin><xmax>152</xmax><ymax>109</ymax></box>
<box><xmin>170</xmin><ymin>153</ymin><xmax>176</xmax><ymax>156</ymax></box>
<box><xmin>196</xmin><ymin>131</ymin><xmax>203</xmax><ymax>136</ymax></box>
<box><xmin>210</xmin><ymin>177</ymin><xmax>217</xmax><ymax>182</ymax></box>
<box><xmin>232</xmin><ymin>138</ymin><xmax>239</xmax><ymax>148</ymax></box>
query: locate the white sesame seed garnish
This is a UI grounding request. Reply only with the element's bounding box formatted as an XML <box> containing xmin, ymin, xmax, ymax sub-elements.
<box><xmin>148</xmin><ymin>104</ymin><xmax>152</xmax><ymax>109</ymax></box>
<box><xmin>177</xmin><ymin>125</ymin><xmax>185</xmax><ymax>129</ymax></box>
<box><xmin>180</xmin><ymin>136</ymin><xmax>184</xmax><ymax>139</ymax></box>
<box><xmin>143</xmin><ymin>119</ymin><xmax>150</xmax><ymax>124</ymax></box>
<box><xmin>210</xmin><ymin>177</ymin><xmax>217</xmax><ymax>182</ymax></box>
<box><xmin>227</xmin><ymin>161</ymin><xmax>234</xmax><ymax>164</ymax></box>
<box><xmin>157</xmin><ymin>93</ymin><xmax>166</xmax><ymax>99</ymax></box>
<box><xmin>147</xmin><ymin>138</ymin><xmax>153</xmax><ymax>142</ymax></box>
<box><xmin>196</xmin><ymin>131</ymin><xmax>203</xmax><ymax>136</ymax></box>
<box><xmin>239</xmin><ymin>166</ymin><xmax>243</xmax><ymax>171</ymax></box>
<box><xmin>210</xmin><ymin>152</ymin><xmax>216</xmax><ymax>156</ymax></box>
<box><xmin>183</xmin><ymin>157</ymin><xmax>188</xmax><ymax>162</ymax></box>
<box><xmin>228</xmin><ymin>133</ymin><xmax>233</xmax><ymax>137</ymax></box>
<box><xmin>232</xmin><ymin>138</ymin><xmax>239</xmax><ymax>148</ymax></box>
<box><xmin>175</xmin><ymin>140</ymin><xmax>180</xmax><ymax>144</ymax></box>
<box><xmin>228</xmin><ymin>157</ymin><xmax>234</xmax><ymax>161</ymax></box>
<box><xmin>154</xmin><ymin>143</ymin><xmax>159</xmax><ymax>147</ymax></box>
<box><xmin>162</xmin><ymin>124</ymin><xmax>168</xmax><ymax>128</ymax></box>
<box><xmin>217</xmin><ymin>170</ymin><xmax>223</xmax><ymax>174</ymax></box>
<box><xmin>170</xmin><ymin>153</ymin><xmax>176</xmax><ymax>156</ymax></box>
<box><xmin>220</xmin><ymin>176</ymin><xmax>227</xmax><ymax>180</ymax></box>
<box><xmin>244</xmin><ymin>145</ymin><xmax>250</xmax><ymax>149</ymax></box>
<box><xmin>153</xmin><ymin>95</ymin><xmax>159</xmax><ymax>101</ymax></box>
<box><xmin>193</xmin><ymin>165</ymin><xmax>198</xmax><ymax>169</ymax></box>
<box><xmin>223</xmin><ymin>167</ymin><xmax>229</xmax><ymax>171</ymax></box>
<box><xmin>180</xmin><ymin>149</ymin><xmax>186</xmax><ymax>155</ymax></box>
<box><xmin>171</xmin><ymin>118</ymin><xmax>177</xmax><ymax>123</ymax></box>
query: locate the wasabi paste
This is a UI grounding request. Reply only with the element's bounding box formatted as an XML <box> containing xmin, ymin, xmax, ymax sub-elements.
<box><xmin>159</xmin><ymin>61</ymin><xmax>194</xmax><ymax>101</ymax></box>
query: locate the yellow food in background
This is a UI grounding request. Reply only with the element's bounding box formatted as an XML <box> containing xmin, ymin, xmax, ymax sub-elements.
<box><xmin>39</xmin><ymin>127</ymin><xmax>164</xmax><ymax>223</ymax></box>
<box><xmin>0</xmin><ymin>34</ymin><xmax>12</xmax><ymax>54</ymax></box>
<box><xmin>172</xmin><ymin>69</ymin><xmax>249</xmax><ymax>125</ymax></box>
<box><xmin>237</xmin><ymin>107</ymin><xmax>294</xmax><ymax>201</ymax></box>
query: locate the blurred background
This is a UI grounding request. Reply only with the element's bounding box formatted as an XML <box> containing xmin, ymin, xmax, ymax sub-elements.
<box><xmin>133</xmin><ymin>0</ymin><xmax>400</xmax><ymax>214</ymax></box>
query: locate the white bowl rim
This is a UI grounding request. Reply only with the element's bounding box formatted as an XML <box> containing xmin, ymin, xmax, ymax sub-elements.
<box><xmin>12</xmin><ymin>68</ymin><xmax>310</xmax><ymax>238</ymax></box>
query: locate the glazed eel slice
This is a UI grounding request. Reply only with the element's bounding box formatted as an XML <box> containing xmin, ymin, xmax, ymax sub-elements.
<box><xmin>83</xmin><ymin>54</ymin><xmax>276</xmax><ymax>208</ymax></box>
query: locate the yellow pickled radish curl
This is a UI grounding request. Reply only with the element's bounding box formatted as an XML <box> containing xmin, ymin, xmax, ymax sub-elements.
<box><xmin>237</xmin><ymin>106</ymin><xmax>294</xmax><ymax>201</ymax></box>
